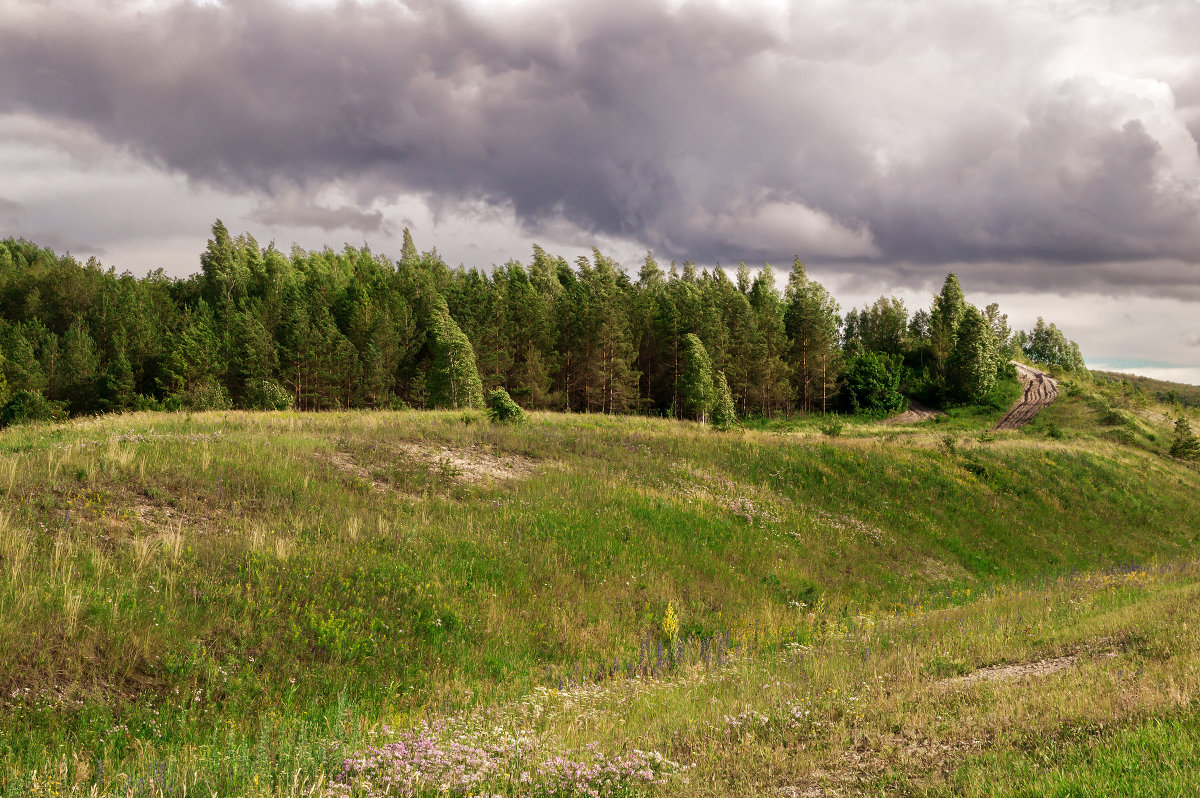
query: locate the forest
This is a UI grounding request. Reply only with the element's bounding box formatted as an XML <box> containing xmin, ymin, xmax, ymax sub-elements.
<box><xmin>0</xmin><ymin>221</ymin><xmax>1085</xmax><ymax>426</ymax></box>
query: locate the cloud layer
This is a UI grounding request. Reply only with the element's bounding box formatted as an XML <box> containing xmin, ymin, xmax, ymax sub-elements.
<box><xmin>1</xmin><ymin>0</ymin><xmax>1200</xmax><ymax>294</ymax></box>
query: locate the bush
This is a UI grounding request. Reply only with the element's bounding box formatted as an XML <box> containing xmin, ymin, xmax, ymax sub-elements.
<box><xmin>820</xmin><ymin>418</ymin><xmax>844</xmax><ymax>437</ymax></box>
<box><xmin>842</xmin><ymin>351</ymin><xmax>906</xmax><ymax>414</ymax></box>
<box><xmin>178</xmin><ymin>382</ymin><xmax>232</xmax><ymax>411</ymax></box>
<box><xmin>132</xmin><ymin>394</ymin><xmax>163</xmax><ymax>412</ymax></box>
<box><xmin>485</xmin><ymin>388</ymin><xmax>526</xmax><ymax>425</ymax></box>
<box><xmin>0</xmin><ymin>390</ymin><xmax>67</xmax><ymax>428</ymax></box>
<box><xmin>241</xmin><ymin>379</ymin><xmax>294</xmax><ymax>411</ymax></box>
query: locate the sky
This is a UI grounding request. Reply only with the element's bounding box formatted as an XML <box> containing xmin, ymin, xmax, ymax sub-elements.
<box><xmin>2</xmin><ymin>0</ymin><xmax>1200</xmax><ymax>382</ymax></box>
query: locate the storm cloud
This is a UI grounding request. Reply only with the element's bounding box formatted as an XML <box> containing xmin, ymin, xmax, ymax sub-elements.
<box><xmin>2</xmin><ymin>0</ymin><xmax>1200</xmax><ymax>294</ymax></box>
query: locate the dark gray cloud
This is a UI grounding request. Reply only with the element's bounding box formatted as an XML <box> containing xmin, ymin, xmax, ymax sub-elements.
<box><xmin>250</xmin><ymin>193</ymin><xmax>387</xmax><ymax>233</ymax></box>
<box><xmin>2</xmin><ymin>0</ymin><xmax>1200</xmax><ymax>293</ymax></box>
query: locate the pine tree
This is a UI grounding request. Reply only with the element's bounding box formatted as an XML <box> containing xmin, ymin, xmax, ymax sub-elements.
<box><xmin>929</xmin><ymin>273</ymin><xmax>966</xmax><ymax>384</ymax></box>
<box><xmin>783</xmin><ymin>257</ymin><xmax>841</xmax><ymax>414</ymax></box>
<box><xmin>710</xmin><ymin>370</ymin><xmax>737</xmax><ymax>431</ymax></box>
<box><xmin>99</xmin><ymin>344</ymin><xmax>135</xmax><ymax>412</ymax></box>
<box><xmin>679</xmin><ymin>334</ymin><xmax>715</xmax><ymax>422</ymax></box>
<box><xmin>428</xmin><ymin>301</ymin><xmax>484</xmax><ymax>410</ymax></box>
<box><xmin>58</xmin><ymin>320</ymin><xmax>101</xmax><ymax>414</ymax></box>
<box><xmin>0</xmin><ymin>323</ymin><xmax>45</xmax><ymax>393</ymax></box>
<box><xmin>1170</xmin><ymin>417</ymin><xmax>1200</xmax><ymax>460</ymax></box>
<box><xmin>748</xmin><ymin>265</ymin><xmax>790</xmax><ymax>415</ymax></box>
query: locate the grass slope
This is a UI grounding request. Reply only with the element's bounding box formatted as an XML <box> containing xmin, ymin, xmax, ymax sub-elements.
<box><xmin>1</xmin><ymin>371</ymin><xmax>1198</xmax><ymax>795</ymax></box>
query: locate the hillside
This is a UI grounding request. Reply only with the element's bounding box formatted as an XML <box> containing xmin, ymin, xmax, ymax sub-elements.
<box><xmin>2</xmin><ymin>370</ymin><xmax>1200</xmax><ymax>796</ymax></box>
<box><xmin>1091</xmin><ymin>368</ymin><xmax>1200</xmax><ymax>407</ymax></box>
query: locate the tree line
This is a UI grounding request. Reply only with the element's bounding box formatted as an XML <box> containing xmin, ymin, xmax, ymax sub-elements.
<box><xmin>0</xmin><ymin>222</ymin><xmax>1085</xmax><ymax>425</ymax></box>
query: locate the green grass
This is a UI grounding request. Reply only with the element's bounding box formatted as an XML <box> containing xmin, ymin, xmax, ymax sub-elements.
<box><xmin>1</xmin><ymin>371</ymin><xmax>1199</xmax><ymax>795</ymax></box>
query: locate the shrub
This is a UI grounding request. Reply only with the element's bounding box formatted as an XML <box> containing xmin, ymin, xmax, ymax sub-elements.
<box><xmin>132</xmin><ymin>394</ymin><xmax>163</xmax><ymax>412</ymax></box>
<box><xmin>842</xmin><ymin>351</ymin><xmax>906</xmax><ymax>414</ymax></box>
<box><xmin>178</xmin><ymin>382</ymin><xmax>232</xmax><ymax>411</ymax></box>
<box><xmin>485</xmin><ymin>388</ymin><xmax>526</xmax><ymax>425</ymax></box>
<box><xmin>241</xmin><ymin>379</ymin><xmax>294</xmax><ymax>411</ymax></box>
<box><xmin>0</xmin><ymin>390</ymin><xmax>66</xmax><ymax>428</ymax></box>
<box><xmin>820</xmin><ymin>418</ymin><xmax>844</xmax><ymax>437</ymax></box>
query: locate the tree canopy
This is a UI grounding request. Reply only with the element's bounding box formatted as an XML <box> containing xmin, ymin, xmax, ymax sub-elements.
<box><xmin>0</xmin><ymin>224</ymin><xmax>1085</xmax><ymax>426</ymax></box>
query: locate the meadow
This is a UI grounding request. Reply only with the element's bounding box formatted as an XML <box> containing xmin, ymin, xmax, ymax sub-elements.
<box><xmin>1</xmin><ymin>370</ymin><xmax>1199</xmax><ymax>796</ymax></box>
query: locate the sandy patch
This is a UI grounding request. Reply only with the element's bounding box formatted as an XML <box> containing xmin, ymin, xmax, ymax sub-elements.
<box><xmin>941</xmin><ymin>654</ymin><xmax>1080</xmax><ymax>687</ymax></box>
<box><xmin>884</xmin><ymin>400</ymin><xmax>944</xmax><ymax>425</ymax></box>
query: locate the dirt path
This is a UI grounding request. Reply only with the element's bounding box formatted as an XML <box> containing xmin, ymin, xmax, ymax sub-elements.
<box><xmin>993</xmin><ymin>362</ymin><xmax>1058</xmax><ymax>430</ymax></box>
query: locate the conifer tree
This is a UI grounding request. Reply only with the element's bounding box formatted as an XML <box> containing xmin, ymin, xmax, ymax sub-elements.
<box><xmin>929</xmin><ymin>273</ymin><xmax>966</xmax><ymax>382</ymax></box>
<box><xmin>679</xmin><ymin>333</ymin><xmax>715</xmax><ymax>422</ymax></box>
<box><xmin>1170</xmin><ymin>417</ymin><xmax>1200</xmax><ymax>460</ymax></box>
<box><xmin>710</xmin><ymin>370</ymin><xmax>737</xmax><ymax>431</ymax></box>
<box><xmin>0</xmin><ymin>323</ymin><xmax>45</xmax><ymax>393</ymax></box>
<box><xmin>100</xmin><ymin>346</ymin><xmax>135</xmax><ymax>412</ymax></box>
<box><xmin>429</xmin><ymin>301</ymin><xmax>484</xmax><ymax>410</ymax></box>
<box><xmin>783</xmin><ymin>257</ymin><xmax>841</xmax><ymax>414</ymax></box>
<box><xmin>58</xmin><ymin>320</ymin><xmax>101</xmax><ymax>414</ymax></box>
<box><xmin>748</xmin><ymin>265</ymin><xmax>790</xmax><ymax>415</ymax></box>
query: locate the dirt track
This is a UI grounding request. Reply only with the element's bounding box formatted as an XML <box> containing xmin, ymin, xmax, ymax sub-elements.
<box><xmin>993</xmin><ymin>363</ymin><xmax>1058</xmax><ymax>430</ymax></box>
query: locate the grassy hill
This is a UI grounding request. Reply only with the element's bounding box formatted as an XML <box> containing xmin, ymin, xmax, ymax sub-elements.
<box><xmin>1</xmin><ymin>370</ymin><xmax>1199</xmax><ymax>796</ymax></box>
<box><xmin>1091</xmin><ymin>369</ymin><xmax>1200</xmax><ymax>407</ymax></box>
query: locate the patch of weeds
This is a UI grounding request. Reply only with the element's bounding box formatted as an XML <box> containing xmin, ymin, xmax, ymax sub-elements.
<box><xmin>963</xmin><ymin>459</ymin><xmax>992</xmax><ymax>480</ymax></box>
<box><xmin>820</xmin><ymin>419</ymin><xmax>845</xmax><ymax>437</ymax></box>
<box><xmin>940</xmin><ymin>434</ymin><xmax>959</xmax><ymax>456</ymax></box>
<box><xmin>1105</xmin><ymin>428</ymin><xmax>1137</xmax><ymax>447</ymax></box>
<box><xmin>923</xmin><ymin>655</ymin><xmax>970</xmax><ymax>679</ymax></box>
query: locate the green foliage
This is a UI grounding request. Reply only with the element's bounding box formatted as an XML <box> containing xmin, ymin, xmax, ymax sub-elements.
<box><xmin>485</xmin><ymin>387</ymin><xmax>526</xmax><ymax>425</ymax></box>
<box><xmin>429</xmin><ymin>304</ymin><xmax>484</xmax><ymax>410</ymax></box>
<box><xmin>820</xmin><ymin>417</ymin><xmax>845</xmax><ymax>436</ymax></box>
<box><xmin>947</xmin><ymin>305</ymin><xmax>1000</xmax><ymax>403</ymax></box>
<box><xmin>99</xmin><ymin>347</ymin><xmax>135</xmax><ymax>412</ymax></box>
<box><xmin>241</xmin><ymin>378</ymin><xmax>295</xmax><ymax>411</ymax></box>
<box><xmin>844</xmin><ymin>295</ymin><xmax>908</xmax><ymax>356</ymax></box>
<box><xmin>710</xmin><ymin>370</ymin><xmax>737</xmax><ymax>431</ymax></box>
<box><xmin>784</xmin><ymin>258</ymin><xmax>841</xmax><ymax>414</ymax></box>
<box><xmin>0</xmin><ymin>233</ymin><xmax>1084</xmax><ymax>425</ymax></box>
<box><xmin>0</xmin><ymin>388</ymin><xmax>66</xmax><ymax>427</ymax></box>
<box><xmin>842</xmin><ymin>351</ymin><xmax>906</xmax><ymax>414</ymax></box>
<box><xmin>1020</xmin><ymin>317</ymin><xmax>1085</xmax><ymax>372</ymax></box>
<box><xmin>1170</xmin><ymin>417</ymin><xmax>1200</xmax><ymax>460</ymax></box>
<box><xmin>679</xmin><ymin>333</ymin><xmax>715</xmax><ymax>422</ymax></box>
<box><xmin>178</xmin><ymin>381</ymin><xmax>233</xmax><ymax>411</ymax></box>
<box><xmin>929</xmin><ymin>273</ymin><xmax>966</xmax><ymax>378</ymax></box>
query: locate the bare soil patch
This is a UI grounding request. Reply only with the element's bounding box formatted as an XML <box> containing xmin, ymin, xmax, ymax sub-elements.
<box><xmin>884</xmin><ymin>399</ymin><xmax>945</xmax><ymax>425</ymax></box>
<box><xmin>394</xmin><ymin>442</ymin><xmax>538</xmax><ymax>483</ymax></box>
<box><xmin>321</xmin><ymin>442</ymin><xmax>540</xmax><ymax>489</ymax></box>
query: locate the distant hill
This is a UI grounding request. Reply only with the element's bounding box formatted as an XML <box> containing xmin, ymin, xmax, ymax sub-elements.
<box><xmin>1091</xmin><ymin>369</ymin><xmax>1200</xmax><ymax>407</ymax></box>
